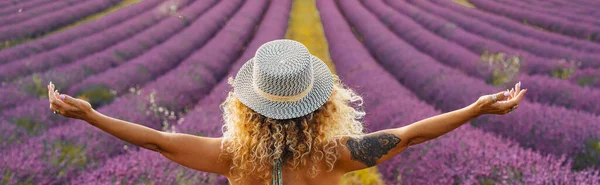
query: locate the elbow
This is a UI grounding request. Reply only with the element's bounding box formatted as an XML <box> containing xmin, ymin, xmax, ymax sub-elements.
<box><xmin>142</xmin><ymin>143</ymin><xmax>162</xmax><ymax>152</ymax></box>
<box><xmin>398</xmin><ymin>126</ymin><xmax>430</xmax><ymax>147</ymax></box>
<box><xmin>143</xmin><ymin>131</ymin><xmax>170</xmax><ymax>153</ymax></box>
<box><xmin>407</xmin><ymin>136</ymin><xmax>430</xmax><ymax>147</ymax></box>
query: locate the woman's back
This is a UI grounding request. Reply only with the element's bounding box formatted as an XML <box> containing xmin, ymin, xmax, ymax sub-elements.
<box><xmin>227</xmin><ymin>159</ymin><xmax>346</xmax><ymax>185</ymax></box>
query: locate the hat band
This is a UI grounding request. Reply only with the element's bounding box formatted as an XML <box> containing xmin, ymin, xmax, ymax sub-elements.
<box><xmin>253</xmin><ymin>81</ymin><xmax>313</xmax><ymax>102</ymax></box>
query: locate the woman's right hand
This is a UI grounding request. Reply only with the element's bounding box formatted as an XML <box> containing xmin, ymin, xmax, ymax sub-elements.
<box><xmin>472</xmin><ymin>81</ymin><xmax>528</xmax><ymax>116</ymax></box>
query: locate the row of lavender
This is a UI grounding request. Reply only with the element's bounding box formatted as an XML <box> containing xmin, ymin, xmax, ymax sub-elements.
<box><xmin>0</xmin><ymin>0</ymin><xmax>161</xmax><ymax>65</ymax></box>
<box><xmin>0</xmin><ymin>0</ymin><xmax>85</xmax><ymax>25</ymax></box>
<box><xmin>0</xmin><ymin>0</ymin><xmax>217</xmax><ymax>148</ymax></box>
<box><xmin>492</xmin><ymin>0</ymin><xmax>600</xmax><ymax>26</ymax></box>
<box><xmin>361</xmin><ymin>0</ymin><xmax>600</xmax><ymax>116</ymax></box>
<box><xmin>0</xmin><ymin>0</ymin><xmax>55</xmax><ymax>16</ymax></box>
<box><xmin>408</xmin><ymin>0</ymin><xmax>600</xmax><ymax>69</ymax></box>
<box><xmin>437</xmin><ymin>0</ymin><xmax>600</xmax><ymax>53</ymax></box>
<box><xmin>0</xmin><ymin>0</ymin><xmax>40</xmax><ymax>8</ymax></box>
<box><xmin>0</xmin><ymin>0</ymin><xmax>266</xmax><ymax>183</ymax></box>
<box><xmin>0</xmin><ymin>0</ymin><xmax>196</xmax><ymax>81</ymax></box>
<box><xmin>345</xmin><ymin>0</ymin><xmax>600</xmax><ymax>171</ymax></box>
<box><xmin>318</xmin><ymin>0</ymin><xmax>599</xmax><ymax>184</ymax></box>
<box><xmin>520</xmin><ymin>0</ymin><xmax>599</xmax><ymax>15</ymax></box>
<box><xmin>424</xmin><ymin>0</ymin><xmax>600</xmax><ymax>89</ymax></box>
<box><xmin>468</xmin><ymin>0</ymin><xmax>600</xmax><ymax>42</ymax></box>
<box><xmin>0</xmin><ymin>0</ymin><xmax>123</xmax><ymax>43</ymax></box>
<box><xmin>407</xmin><ymin>0</ymin><xmax>600</xmax><ymax>68</ymax></box>
<box><xmin>69</xmin><ymin>1</ymin><xmax>292</xmax><ymax>183</ymax></box>
<box><xmin>0</xmin><ymin>0</ymin><xmax>196</xmax><ymax>110</ymax></box>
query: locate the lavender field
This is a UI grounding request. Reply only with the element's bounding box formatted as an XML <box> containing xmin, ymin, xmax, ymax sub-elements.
<box><xmin>1</xmin><ymin>0</ymin><xmax>600</xmax><ymax>184</ymax></box>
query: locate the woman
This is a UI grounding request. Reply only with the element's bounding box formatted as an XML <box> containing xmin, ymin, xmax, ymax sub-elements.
<box><xmin>47</xmin><ymin>39</ymin><xmax>527</xmax><ymax>185</ymax></box>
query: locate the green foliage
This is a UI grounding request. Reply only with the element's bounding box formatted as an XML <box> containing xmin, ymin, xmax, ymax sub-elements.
<box><xmin>23</xmin><ymin>74</ymin><xmax>50</xmax><ymax>98</ymax></box>
<box><xmin>2</xmin><ymin>170</ymin><xmax>35</xmax><ymax>185</ymax></box>
<box><xmin>113</xmin><ymin>50</ymin><xmax>130</xmax><ymax>61</ymax></box>
<box><xmin>46</xmin><ymin>141</ymin><xmax>88</xmax><ymax>178</ymax></box>
<box><xmin>477</xmin><ymin>166</ymin><xmax>523</xmax><ymax>185</ymax></box>
<box><xmin>577</xmin><ymin>76</ymin><xmax>596</xmax><ymax>87</ymax></box>
<box><xmin>13</xmin><ymin>118</ymin><xmax>46</xmax><ymax>135</ymax></box>
<box><xmin>550</xmin><ymin>59</ymin><xmax>579</xmax><ymax>80</ymax></box>
<box><xmin>480</xmin><ymin>50</ymin><xmax>521</xmax><ymax>86</ymax></box>
<box><xmin>550</xmin><ymin>67</ymin><xmax>575</xmax><ymax>80</ymax></box>
<box><xmin>573</xmin><ymin>138</ymin><xmax>600</xmax><ymax>171</ymax></box>
<box><xmin>77</xmin><ymin>85</ymin><xmax>116</xmax><ymax>107</ymax></box>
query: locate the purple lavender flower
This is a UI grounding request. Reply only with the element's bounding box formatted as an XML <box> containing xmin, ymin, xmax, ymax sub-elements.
<box><xmin>0</xmin><ymin>0</ymin><xmax>122</xmax><ymax>42</ymax></box>
<box><xmin>0</xmin><ymin>0</ymin><xmax>196</xmax><ymax>81</ymax></box>
<box><xmin>467</xmin><ymin>0</ymin><xmax>600</xmax><ymax>42</ymax></box>
<box><xmin>0</xmin><ymin>0</ymin><xmax>162</xmax><ymax>64</ymax></box>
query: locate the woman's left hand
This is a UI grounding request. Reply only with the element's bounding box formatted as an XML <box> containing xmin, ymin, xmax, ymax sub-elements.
<box><xmin>472</xmin><ymin>81</ymin><xmax>527</xmax><ymax>116</ymax></box>
<box><xmin>48</xmin><ymin>82</ymin><xmax>93</xmax><ymax>120</ymax></box>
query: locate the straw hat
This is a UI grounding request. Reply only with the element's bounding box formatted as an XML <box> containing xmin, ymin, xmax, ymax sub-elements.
<box><xmin>233</xmin><ymin>39</ymin><xmax>334</xmax><ymax>120</ymax></box>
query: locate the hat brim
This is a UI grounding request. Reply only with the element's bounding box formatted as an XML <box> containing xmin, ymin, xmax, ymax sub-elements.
<box><xmin>233</xmin><ymin>55</ymin><xmax>334</xmax><ymax>120</ymax></box>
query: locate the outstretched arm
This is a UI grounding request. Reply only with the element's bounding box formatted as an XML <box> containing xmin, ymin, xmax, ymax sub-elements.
<box><xmin>47</xmin><ymin>82</ymin><xmax>231</xmax><ymax>176</ymax></box>
<box><xmin>334</xmin><ymin>82</ymin><xmax>527</xmax><ymax>172</ymax></box>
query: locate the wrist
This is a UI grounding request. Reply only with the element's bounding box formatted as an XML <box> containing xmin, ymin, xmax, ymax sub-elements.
<box><xmin>464</xmin><ymin>102</ymin><xmax>481</xmax><ymax>118</ymax></box>
<box><xmin>82</xmin><ymin>108</ymin><xmax>100</xmax><ymax>124</ymax></box>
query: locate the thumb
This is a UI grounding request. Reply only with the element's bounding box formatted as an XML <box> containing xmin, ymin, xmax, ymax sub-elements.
<box><xmin>492</xmin><ymin>90</ymin><xmax>511</xmax><ymax>102</ymax></box>
<box><xmin>59</xmin><ymin>94</ymin><xmax>78</xmax><ymax>105</ymax></box>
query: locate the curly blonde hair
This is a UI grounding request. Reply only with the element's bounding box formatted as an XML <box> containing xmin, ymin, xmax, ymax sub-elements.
<box><xmin>219</xmin><ymin>75</ymin><xmax>366</xmax><ymax>184</ymax></box>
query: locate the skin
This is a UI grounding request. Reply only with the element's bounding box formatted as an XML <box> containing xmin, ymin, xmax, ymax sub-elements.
<box><xmin>47</xmin><ymin>81</ymin><xmax>527</xmax><ymax>184</ymax></box>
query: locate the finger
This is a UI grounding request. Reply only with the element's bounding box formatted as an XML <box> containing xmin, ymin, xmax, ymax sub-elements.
<box><xmin>50</xmin><ymin>91</ymin><xmax>71</xmax><ymax>110</ymax></box>
<box><xmin>53</xmin><ymin>90</ymin><xmax>61</xmax><ymax>103</ymax></box>
<box><xmin>59</xmin><ymin>94</ymin><xmax>78</xmax><ymax>106</ymax></box>
<box><xmin>48</xmin><ymin>82</ymin><xmax>54</xmax><ymax>102</ymax></box>
<box><xmin>514</xmin><ymin>88</ymin><xmax>527</xmax><ymax>103</ymax></box>
<box><xmin>49</xmin><ymin>89</ymin><xmax>57</xmax><ymax>104</ymax></box>
<box><xmin>515</xmin><ymin>81</ymin><xmax>521</xmax><ymax>96</ymax></box>
<box><xmin>500</xmin><ymin>89</ymin><xmax>528</xmax><ymax>109</ymax></box>
<box><xmin>493</xmin><ymin>90</ymin><xmax>511</xmax><ymax>102</ymax></box>
<box><xmin>509</xmin><ymin>88</ymin><xmax>515</xmax><ymax>101</ymax></box>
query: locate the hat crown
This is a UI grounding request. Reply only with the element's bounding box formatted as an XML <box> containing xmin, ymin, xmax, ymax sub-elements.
<box><xmin>253</xmin><ymin>40</ymin><xmax>313</xmax><ymax>97</ymax></box>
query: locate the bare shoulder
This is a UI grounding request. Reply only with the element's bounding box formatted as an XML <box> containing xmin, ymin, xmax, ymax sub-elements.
<box><xmin>333</xmin><ymin>128</ymin><xmax>412</xmax><ymax>173</ymax></box>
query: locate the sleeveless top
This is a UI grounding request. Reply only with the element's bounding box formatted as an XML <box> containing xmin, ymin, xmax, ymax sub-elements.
<box><xmin>272</xmin><ymin>158</ymin><xmax>283</xmax><ymax>185</ymax></box>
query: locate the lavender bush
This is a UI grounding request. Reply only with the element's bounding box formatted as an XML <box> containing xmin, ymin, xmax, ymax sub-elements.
<box><xmin>67</xmin><ymin>0</ymin><xmax>241</xmax><ymax>107</ymax></box>
<box><xmin>0</xmin><ymin>0</ymin><xmax>84</xmax><ymax>26</ymax></box>
<box><xmin>363</xmin><ymin>0</ymin><xmax>600</xmax><ymax>115</ymax></box>
<box><xmin>569</xmin><ymin>68</ymin><xmax>600</xmax><ymax>88</ymax></box>
<box><xmin>0</xmin><ymin>0</ymin><xmax>195</xmax><ymax>81</ymax></box>
<box><xmin>0</xmin><ymin>0</ymin><xmax>122</xmax><ymax>42</ymax></box>
<box><xmin>410</xmin><ymin>0</ymin><xmax>600</xmax><ymax>89</ymax></box>
<box><xmin>400</xmin><ymin>0</ymin><xmax>600</xmax><ymax>69</ymax></box>
<box><xmin>492</xmin><ymin>0</ymin><xmax>600</xmax><ymax>26</ymax></box>
<box><xmin>468</xmin><ymin>0</ymin><xmax>600</xmax><ymax>42</ymax></box>
<box><xmin>370</xmin><ymin>0</ymin><xmax>566</xmax><ymax>78</ymax></box>
<box><xmin>0</xmin><ymin>0</ymin><xmax>162</xmax><ymax>64</ymax></box>
<box><xmin>521</xmin><ymin>0</ymin><xmax>598</xmax><ymax>15</ymax></box>
<box><xmin>0</xmin><ymin>0</ymin><xmax>55</xmax><ymax>16</ymax></box>
<box><xmin>430</xmin><ymin>0</ymin><xmax>600</xmax><ymax>54</ymax></box>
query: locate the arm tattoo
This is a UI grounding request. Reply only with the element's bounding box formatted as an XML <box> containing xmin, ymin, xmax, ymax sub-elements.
<box><xmin>346</xmin><ymin>133</ymin><xmax>401</xmax><ymax>167</ymax></box>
